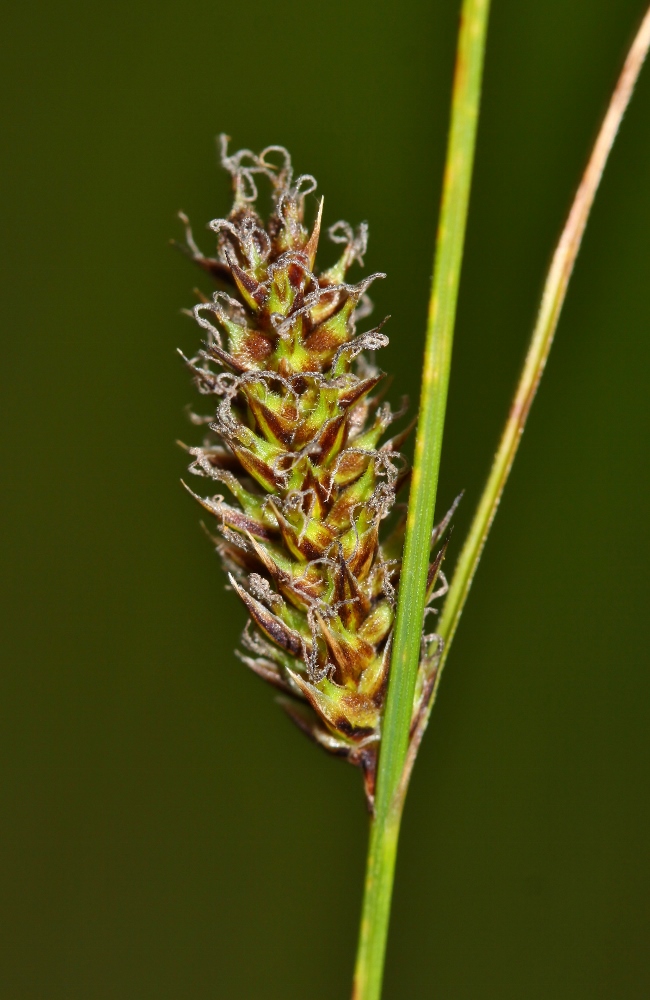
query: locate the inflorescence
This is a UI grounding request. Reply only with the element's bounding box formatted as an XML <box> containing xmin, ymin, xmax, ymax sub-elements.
<box><xmin>177</xmin><ymin>137</ymin><xmax>452</xmax><ymax>807</ymax></box>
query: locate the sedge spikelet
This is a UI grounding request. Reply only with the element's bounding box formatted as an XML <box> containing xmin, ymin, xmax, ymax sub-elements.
<box><xmin>177</xmin><ymin>138</ymin><xmax>450</xmax><ymax>807</ymax></box>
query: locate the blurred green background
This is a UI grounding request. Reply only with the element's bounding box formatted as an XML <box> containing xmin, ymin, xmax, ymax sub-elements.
<box><xmin>2</xmin><ymin>0</ymin><xmax>649</xmax><ymax>996</ymax></box>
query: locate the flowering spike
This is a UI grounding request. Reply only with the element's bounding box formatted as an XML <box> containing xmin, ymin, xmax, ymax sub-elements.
<box><xmin>178</xmin><ymin>140</ymin><xmax>455</xmax><ymax>808</ymax></box>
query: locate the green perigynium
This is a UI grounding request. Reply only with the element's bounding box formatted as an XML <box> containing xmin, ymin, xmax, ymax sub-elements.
<box><xmin>178</xmin><ymin>138</ymin><xmax>449</xmax><ymax>807</ymax></box>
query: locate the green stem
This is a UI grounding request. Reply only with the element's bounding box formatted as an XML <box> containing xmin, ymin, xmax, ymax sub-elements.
<box><xmin>352</xmin><ymin>2</ymin><xmax>491</xmax><ymax>997</ymax></box>
<box><xmin>404</xmin><ymin>4</ymin><xmax>650</xmax><ymax>787</ymax></box>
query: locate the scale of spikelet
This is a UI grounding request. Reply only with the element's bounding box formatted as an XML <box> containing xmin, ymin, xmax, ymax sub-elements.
<box><xmin>176</xmin><ymin>138</ymin><xmax>452</xmax><ymax>808</ymax></box>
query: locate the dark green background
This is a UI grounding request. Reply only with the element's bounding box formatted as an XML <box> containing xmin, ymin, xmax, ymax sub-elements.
<box><xmin>2</xmin><ymin>0</ymin><xmax>649</xmax><ymax>996</ymax></box>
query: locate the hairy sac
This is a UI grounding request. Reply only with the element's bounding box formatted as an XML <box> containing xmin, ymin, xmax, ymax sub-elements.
<box><xmin>178</xmin><ymin>137</ymin><xmax>448</xmax><ymax>808</ymax></box>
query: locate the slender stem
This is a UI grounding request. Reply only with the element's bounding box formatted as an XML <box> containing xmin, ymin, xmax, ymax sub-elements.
<box><xmin>404</xmin><ymin>4</ymin><xmax>650</xmax><ymax>786</ymax></box>
<box><xmin>352</xmin><ymin>2</ymin><xmax>491</xmax><ymax>997</ymax></box>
